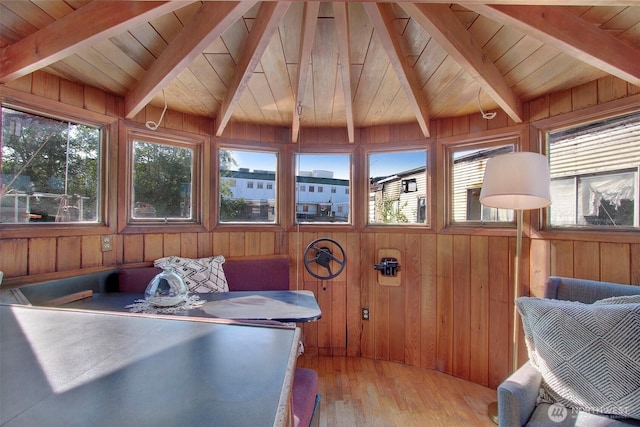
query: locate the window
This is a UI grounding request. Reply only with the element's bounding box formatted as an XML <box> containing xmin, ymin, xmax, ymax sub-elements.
<box><xmin>130</xmin><ymin>139</ymin><xmax>196</xmax><ymax>222</ymax></box>
<box><xmin>219</xmin><ymin>149</ymin><xmax>277</xmax><ymax>223</ymax></box>
<box><xmin>449</xmin><ymin>143</ymin><xmax>515</xmax><ymax>224</ymax></box>
<box><xmin>368</xmin><ymin>150</ymin><xmax>428</xmax><ymax>225</ymax></box>
<box><xmin>1</xmin><ymin>107</ymin><xmax>102</xmax><ymax>224</ymax></box>
<box><xmin>546</xmin><ymin>111</ymin><xmax>639</xmax><ymax>229</ymax></box>
<box><xmin>295</xmin><ymin>153</ymin><xmax>351</xmax><ymax>223</ymax></box>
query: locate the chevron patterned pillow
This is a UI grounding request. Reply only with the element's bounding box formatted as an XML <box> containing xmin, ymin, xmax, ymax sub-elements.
<box><xmin>154</xmin><ymin>255</ymin><xmax>229</xmax><ymax>293</ymax></box>
<box><xmin>516</xmin><ymin>296</ymin><xmax>640</xmax><ymax>420</ymax></box>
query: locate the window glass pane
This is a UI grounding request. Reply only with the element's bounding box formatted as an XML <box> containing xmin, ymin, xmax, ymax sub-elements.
<box><xmin>450</xmin><ymin>145</ymin><xmax>514</xmax><ymax>223</ymax></box>
<box><xmin>547</xmin><ymin>111</ymin><xmax>640</xmax><ymax>228</ymax></box>
<box><xmin>1</xmin><ymin>107</ymin><xmax>101</xmax><ymax>224</ymax></box>
<box><xmin>219</xmin><ymin>149</ymin><xmax>277</xmax><ymax>223</ymax></box>
<box><xmin>295</xmin><ymin>154</ymin><xmax>350</xmax><ymax>223</ymax></box>
<box><xmin>369</xmin><ymin>150</ymin><xmax>427</xmax><ymax>225</ymax></box>
<box><xmin>132</xmin><ymin>141</ymin><xmax>193</xmax><ymax>220</ymax></box>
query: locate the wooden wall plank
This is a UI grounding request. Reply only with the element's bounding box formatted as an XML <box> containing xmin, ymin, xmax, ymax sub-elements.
<box><xmin>123</xmin><ymin>234</ymin><xmax>143</xmax><ymax>264</ymax></box>
<box><xmin>487</xmin><ymin>236</ymin><xmax>509</xmax><ymax>389</ymax></box>
<box><xmin>529</xmin><ymin>239</ymin><xmax>550</xmax><ymax>297</ymax></box>
<box><xmin>420</xmin><ymin>234</ymin><xmax>437</xmax><ymax>370</ymax></box>
<box><xmin>436</xmin><ymin>234</ymin><xmax>453</xmax><ymax>374</ymax></box>
<box><xmin>0</xmin><ymin>239</ymin><xmax>28</xmax><ymax>277</ymax></box>
<box><xmin>600</xmin><ymin>242</ymin><xmax>630</xmax><ymax>284</ymax></box>
<box><xmin>469</xmin><ymin>235</ymin><xmax>489</xmax><ymax>386</ymax></box>
<box><xmin>163</xmin><ymin>233</ymin><xmax>181</xmax><ymax>257</ymax></box>
<box><xmin>180</xmin><ymin>233</ymin><xmax>198</xmax><ymax>258</ymax></box>
<box><xmin>374</xmin><ymin>233</ymin><xmax>391</xmax><ymax>361</ymax></box>
<box><xmin>144</xmin><ymin>234</ymin><xmax>164</xmax><ymax>262</ymax></box>
<box><xmin>550</xmin><ymin>240</ymin><xmax>574</xmax><ymax>277</ymax></box>
<box><xmin>573</xmin><ymin>241</ymin><xmax>600</xmax><ymax>280</ymax></box>
<box><xmin>388</xmin><ymin>232</ymin><xmax>406</xmax><ymax>363</ymax></box>
<box><xmin>197</xmin><ymin>232</ymin><xmax>212</xmax><ymax>258</ymax></box>
<box><xmin>632</xmin><ymin>244</ymin><xmax>640</xmax><ymax>286</ymax></box>
<box><xmin>452</xmin><ymin>235</ymin><xmax>471</xmax><ymax>380</ymax></box>
<box><xmin>56</xmin><ymin>236</ymin><xmax>81</xmax><ymax>272</ymax></box>
<box><xmin>403</xmin><ymin>232</ymin><xmax>422</xmax><ymax>367</ymax></box>
<box><xmin>360</xmin><ymin>232</ymin><xmax>376</xmax><ymax>359</ymax></box>
<box><xmin>81</xmin><ymin>235</ymin><xmax>102</xmax><ymax>269</ymax></box>
<box><xmin>346</xmin><ymin>232</ymin><xmax>362</xmax><ymax>357</ymax></box>
<box><xmin>28</xmin><ymin>237</ymin><xmax>57</xmax><ymax>274</ymax></box>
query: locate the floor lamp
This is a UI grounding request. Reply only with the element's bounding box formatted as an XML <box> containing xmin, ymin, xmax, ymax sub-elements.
<box><xmin>479</xmin><ymin>151</ymin><xmax>551</xmax><ymax>424</ymax></box>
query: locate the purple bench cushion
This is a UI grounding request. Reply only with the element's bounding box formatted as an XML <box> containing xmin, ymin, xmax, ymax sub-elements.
<box><xmin>118</xmin><ymin>267</ymin><xmax>161</xmax><ymax>293</ymax></box>
<box><xmin>118</xmin><ymin>257</ymin><xmax>290</xmax><ymax>293</ymax></box>
<box><xmin>222</xmin><ymin>257</ymin><xmax>290</xmax><ymax>291</ymax></box>
<box><xmin>292</xmin><ymin>367</ymin><xmax>319</xmax><ymax>427</ymax></box>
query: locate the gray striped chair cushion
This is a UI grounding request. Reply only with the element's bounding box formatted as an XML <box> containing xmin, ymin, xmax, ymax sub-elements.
<box><xmin>516</xmin><ymin>296</ymin><xmax>640</xmax><ymax>421</ymax></box>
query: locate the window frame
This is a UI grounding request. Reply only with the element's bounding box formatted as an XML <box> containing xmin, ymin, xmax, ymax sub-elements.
<box><xmin>365</xmin><ymin>146</ymin><xmax>431</xmax><ymax>229</ymax></box>
<box><xmin>533</xmin><ymin>99</ymin><xmax>640</xmax><ymax>235</ymax></box>
<box><xmin>216</xmin><ymin>144</ymin><xmax>280</xmax><ymax>227</ymax></box>
<box><xmin>119</xmin><ymin>121</ymin><xmax>209</xmax><ymax>233</ymax></box>
<box><xmin>293</xmin><ymin>150</ymin><xmax>354</xmax><ymax>227</ymax></box>
<box><xmin>0</xmin><ymin>91</ymin><xmax>116</xmax><ymax>238</ymax></box>
<box><xmin>440</xmin><ymin>126</ymin><xmax>527</xmax><ymax>233</ymax></box>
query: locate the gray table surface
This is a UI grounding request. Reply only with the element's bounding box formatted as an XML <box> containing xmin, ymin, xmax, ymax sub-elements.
<box><xmin>0</xmin><ymin>304</ymin><xmax>301</xmax><ymax>427</ymax></box>
<box><xmin>62</xmin><ymin>290</ymin><xmax>322</xmax><ymax>323</ymax></box>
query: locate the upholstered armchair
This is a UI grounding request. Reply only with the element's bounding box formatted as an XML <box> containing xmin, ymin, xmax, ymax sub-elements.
<box><xmin>497</xmin><ymin>276</ymin><xmax>640</xmax><ymax>427</ymax></box>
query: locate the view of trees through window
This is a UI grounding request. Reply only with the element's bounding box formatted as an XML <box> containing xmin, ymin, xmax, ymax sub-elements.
<box><xmin>219</xmin><ymin>149</ymin><xmax>277</xmax><ymax>223</ymax></box>
<box><xmin>368</xmin><ymin>150</ymin><xmax>427</xmax><ymax>225</ymax></box>
<box><xmin>1</xmin><ymin>107</ymin><xmax>101</xmax><ymax>224</ymax></box>
<box><xmin>547</xmin><ymin>111</ymin><xmax>639</xmax><ymax>228</ymax></box>
<box><xmin>131</xmin><ymin>141</ymin><xmax>194</xmax><ymax>221</ymax></box>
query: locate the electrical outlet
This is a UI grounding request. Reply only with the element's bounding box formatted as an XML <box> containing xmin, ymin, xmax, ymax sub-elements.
<box><xmin>101</xmin><ymin>235</ymin><xmax>113</xmax><ymax>252</ymax></box>
<box><xmin>362</xmin><ymin>308</ymin><xmax>370</xmax><ymax>320</ymax></box>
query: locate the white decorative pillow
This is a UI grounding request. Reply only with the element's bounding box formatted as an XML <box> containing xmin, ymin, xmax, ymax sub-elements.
<box><xmin>154</xmin><ymin>255</ymin><xmax>229</xmax><ymax>293</ymax></box>
<box><xmin>516</xmin><ymin>296</ymin><xmax>640</xmax><ymax>420</ymax></box>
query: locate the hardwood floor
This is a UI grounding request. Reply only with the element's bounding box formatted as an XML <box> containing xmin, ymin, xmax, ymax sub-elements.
<box><xmin>297</xmin><ymin>356</ymin><xmax>497</xmax><ymax>427</ymax></box>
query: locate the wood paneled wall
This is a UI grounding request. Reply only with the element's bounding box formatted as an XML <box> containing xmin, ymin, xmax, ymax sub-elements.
<box><xmin>1</xmin><ymin>71</ymin><xmax>639</xmax><ymax>389</ymax></box>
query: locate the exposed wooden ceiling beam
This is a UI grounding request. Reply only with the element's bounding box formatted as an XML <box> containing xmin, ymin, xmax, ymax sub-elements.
<box><xmin>125</xmin><ymin>2</ymin><xmax>256</xmax><ymax>119</ymax></box>
<box><xmin>291</xmin><ymin>2</ymin><xmax>320</xmax><ymax>143</ymax></box>
<box><xmin>216</xmin><ymin>2</ymin><xmax>291</xmax><ymax>137</ymax></box>
<box><xmin>362</xmin><ymin>3</ymin><xmax>431</xmax><ymax>138</ymax></box>
<box><xmin>463</xmin><ymin>4</ymin><xmax>640</xmax><ymax>87</ymax></box>
<box><xmin>400</xmin><ymin>3</ymin><xmax>523</xmax><ymax>123</ymax></box>
<box><xmin>0</xmin><ymin>1</ymin><xmax>191</xmax><ymax>84</ymax></box>
<box><xmin>334</xmin><ymin>2</ymin><xmax>355</xmax><ymax>143</ymax></box>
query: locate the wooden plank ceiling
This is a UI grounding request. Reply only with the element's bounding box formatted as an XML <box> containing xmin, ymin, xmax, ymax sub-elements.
<box><xmin>1</xmin><ymin>1</ymin><xmax>639</xmax><ymax>142</ymax></box>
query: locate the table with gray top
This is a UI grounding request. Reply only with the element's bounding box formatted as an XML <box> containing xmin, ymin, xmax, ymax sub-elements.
<box><xmin>0</xmin><ymin>304</ymin><xmax>301</xmax><ymax>427</ymax></box>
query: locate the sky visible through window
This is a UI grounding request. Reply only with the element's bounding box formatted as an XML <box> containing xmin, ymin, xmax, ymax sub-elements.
<box><xmin>230</xmin><ymin>151</ymin><xmax>425</xmax><ymax>179</ymax></box>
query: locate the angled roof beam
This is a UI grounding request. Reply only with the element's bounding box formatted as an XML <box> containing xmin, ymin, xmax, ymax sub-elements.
<box><xmin>463</xmin><ymin>4</ymin><xmax>640</xmax><ymax>87</ymax></box>
<box><xmin>291</xmin><ymin>2</ymin><xmax>320</xmax><ymax>143</ymax></box>
<box><xmin>334</xmin><ymin>2</ymin><xmax>355</xmax><ymax>143</ymax></box>
<box><xmin>216</xmin><ymin>2</ymin><xmax>292</xmax><ymax>137</ymax></box>
<box><xmin>0</xmin><ymin>1</ymin><xmax>191</xmax><ymax>83</ymax></box>
<box><xmin>125</xmin><ymin>1</ymin><xmax>256</xmax><ymax>119</ymax></box>
<box><xmin>362</xmin><ymin>3</ymin><xmax>430</xmax><ymax>138</ymax></box>
<box><xmin>400</xmin><ymin>3</ymin><xmax>523</xmax><ymax>123</ymax></box>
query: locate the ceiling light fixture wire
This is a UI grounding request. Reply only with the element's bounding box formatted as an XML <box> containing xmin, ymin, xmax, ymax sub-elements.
<box><xmin>145</xmin><ymin>89</ymin><xmax>168</xmax><ymax>130</ymax></box>
<box><xmin>477</xmin><ymin>88</ymin><xmax>497</xmax><ymax>120</ymax></box>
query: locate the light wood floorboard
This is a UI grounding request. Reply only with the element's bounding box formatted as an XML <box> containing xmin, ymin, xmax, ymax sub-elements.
<box><xmin>297</xmin><ymin>355</ymin><xmax>497</xmax><ymax>427</ymax></box>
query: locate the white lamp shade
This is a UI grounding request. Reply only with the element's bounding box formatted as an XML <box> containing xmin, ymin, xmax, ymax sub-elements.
<box><xmin>479</xmin><ymin>152</ymin><xmax>551</xmax><ymax>210</ymax></box>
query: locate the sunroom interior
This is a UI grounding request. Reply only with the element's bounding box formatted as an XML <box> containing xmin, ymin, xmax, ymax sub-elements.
<box><xmin>1</xmin><ymin>1</ymin><xmax>639</xmax><ymax>426</ymax></box>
